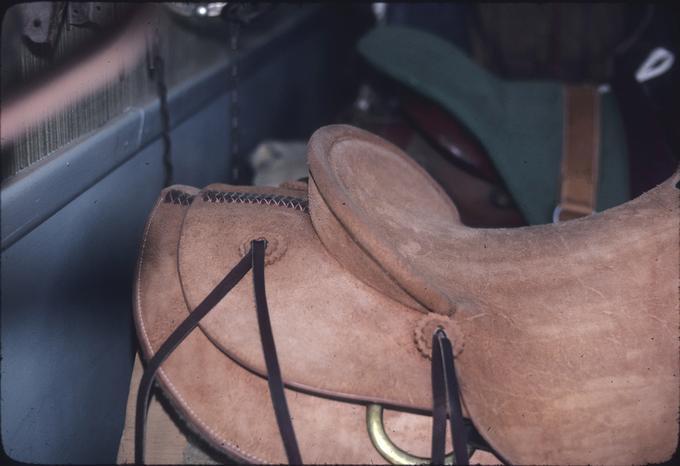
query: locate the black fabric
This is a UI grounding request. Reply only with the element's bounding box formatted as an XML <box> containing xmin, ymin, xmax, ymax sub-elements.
<box><xmin>431</xmin><ymin>328</ymin><xmax>469</xmax><ymax>465</ymax></box>
<box><xmin>252</xmin><ymin>240</ymin><xmax>303</xmax><ymax>464</ymax></box>
<box><xmin>610</xmin><ymin>4</ymin><xmax>680</xmax><ymax>198</ymax></box>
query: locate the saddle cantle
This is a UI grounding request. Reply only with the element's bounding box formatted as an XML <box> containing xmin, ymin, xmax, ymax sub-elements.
<box><xmin>134</xmin><ymin>125</ymin><xmax>679</xmax><ymax>464</ymax></box>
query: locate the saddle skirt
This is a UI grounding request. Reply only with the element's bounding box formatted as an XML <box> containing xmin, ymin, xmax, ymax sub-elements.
<box><xmin>134</xmin><ymin>125</ymin><xmax>679</xmax><ymax>464</ymax></box>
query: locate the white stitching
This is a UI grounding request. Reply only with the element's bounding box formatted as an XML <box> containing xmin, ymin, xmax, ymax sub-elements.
<box><xmin>134</xmin><ymin>193</ymin><xmax>268</xmax><ymax>464</ymax></box>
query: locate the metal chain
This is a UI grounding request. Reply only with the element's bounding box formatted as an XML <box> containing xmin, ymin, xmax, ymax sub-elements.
<box><xmin>155</xmin><ymin>53</ymin><xmax>173</xmax><ymax>187</ymax></box>
<box><xmin>148</xmin><ymin>28</ymin><xmax>173</xmax><ymax>187</ymax></box>
<box><xmin>229</xmin><ymin>20</ymin><xmax>241</xmax><ymax>182</ymax></box>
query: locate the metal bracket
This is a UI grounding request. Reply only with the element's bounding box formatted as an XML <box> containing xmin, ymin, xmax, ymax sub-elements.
<box><xmin>20</xmin><ymin>2</ymin><xmax>66</xmax><ymax>48</ymax></box>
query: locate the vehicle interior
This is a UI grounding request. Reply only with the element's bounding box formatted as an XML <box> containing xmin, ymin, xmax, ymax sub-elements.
<box><xmin>1</xmin><ymin>3</ymin><xmax>678</xmax><ymax>465</ymax></box>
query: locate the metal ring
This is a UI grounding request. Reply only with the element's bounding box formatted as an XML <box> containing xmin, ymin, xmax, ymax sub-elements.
<box><xmin>366</xmin><ymin>404</ymin><xmax>456</xmax><ymax>465</ymax></box>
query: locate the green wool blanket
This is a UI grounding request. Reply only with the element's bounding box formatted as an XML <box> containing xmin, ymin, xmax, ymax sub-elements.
<box><xmin>358</xmin><ymin>26</ymin><xmax>629</xmax><ymax>225</ymax></box>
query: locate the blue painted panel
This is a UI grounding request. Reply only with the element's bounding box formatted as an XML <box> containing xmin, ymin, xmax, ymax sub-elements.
<box><xmin>1</xmin><ymin>97</ymin><xmax>231</xmax><ymax>463</ymax></box>
<box><xmin>169</xmin><ymin>93</ymin><xmax>231</xmax><ymax>187</ymax></box>
<box><xmin>1</xmin><ymin>140</ymin><xmax>164</xmax><ymax>463</ymax></box>
<box><xmin>0</xmin><ymin>6</ymin><xmax>366</xmax><ymax>463</ymax></box>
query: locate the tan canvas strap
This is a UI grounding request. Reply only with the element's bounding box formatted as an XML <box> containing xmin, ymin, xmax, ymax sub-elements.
<box><xmin>554</xmin><ymin>85</ymin><xmax>601</xmax><ymax>222</ymax></box>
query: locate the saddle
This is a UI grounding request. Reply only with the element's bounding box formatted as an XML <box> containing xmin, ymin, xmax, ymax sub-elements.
<box><xmin>134</xmin><ymin>124</ymin><xmax>679</xmax><ymax>464</ymax></box>
<box><xmin>357</xmin><ymin>26</ymin><xmax>630</xmax><ymax>225</ymax></box>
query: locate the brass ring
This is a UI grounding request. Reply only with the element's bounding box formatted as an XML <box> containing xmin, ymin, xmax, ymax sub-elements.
<box><xmin>366</xmin><ymin>404</ymin><xmax>456</xmax><ymax>465</ymax></box>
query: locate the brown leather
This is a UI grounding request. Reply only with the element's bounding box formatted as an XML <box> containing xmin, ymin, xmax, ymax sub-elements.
<box><xmin>403</xmin><ymin>133</ymin><xmax>527</xmax><ymax>228</ymax></box>
<box><xmin>557</xmin><ymin>85</ymin><xmax>601</xmax><ymax>221</ymax></box>
<box><xmin>134</xmin><ymin>125</ymin><xmax>679</xmax><ymax>464</ymax></box>
<box><xmin>135</xmin><ymin>185</ymin><xmax>457</xmax><ymax>464</ymax></box>
<box><xmin>400</xmin><ymin>92</ymin><xmax>501</xmax><ymax>184</ymax></box>
<box><xmin>179</xmin><ymin>184</ymin><xmax>458</xmax><ymax>413</ymax></box>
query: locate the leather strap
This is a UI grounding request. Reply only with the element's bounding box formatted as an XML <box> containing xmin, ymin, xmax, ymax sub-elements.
<box><xmin>431</xmin><ymin>329</ymin><xmax>469</xmax><ymax>465</ymax></box>
<box><xmin>555</xmin><ymin>85</ymin><xmax>601</xmax><ymax>222</ymax></box>
<box><xmin>135</xmin><ymin>249</ymin><xmax>253</xmax><ymax>464</ymax></box>
<box><xmin>135</xmin><ymin>240</ymin><xmax>302</xmax><ymax>464</ymax></box>
<box><xmin>252</xmin><ymin>240</ymin><xmax>303</xmax><ymax>464</ymax></box>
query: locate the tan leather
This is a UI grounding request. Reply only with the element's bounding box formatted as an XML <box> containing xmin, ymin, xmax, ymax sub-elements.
<box><xmin>118</xmin><ymin>354</ymin><xmax>497</xmax><ymax>464</ymax></box>
<box><xmin>557</xmin><ymin>85</ymin><xmax>601</xmax><ymax>221</ymax></box>
<box><xmin>134</xmin><ymin>125</ymin><xmax>679</xmax><ymax>464</ymax></box>
<box><xmin>117</xmin><ymin>354</ymin><xmax>226</xmax><ymax>464</ymax></box>
<box><xmin>179</xmin><ymin>184</ymin><xmax>450</xmax><ymax>412</ymax></box>
<box><xmin>136</xmin><ymin>185</ymin><xmax>457</xmax><ymax>464</ymax></box>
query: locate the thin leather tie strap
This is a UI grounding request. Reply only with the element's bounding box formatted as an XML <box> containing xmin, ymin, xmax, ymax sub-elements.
<box><xmin>134</xmin><ymin>249</ymin><xmax>253</xmax><ymax>464</ymax></box>
<box><xmin>431</xmin><ymin>328</ymin><xmax>469</xmax><ymax>465</ymax></box>
<box><xmin>431</xmin><ymin>332</ymin><xmax>449</xmax><ymax>465</ymax></box>
<box><xmin>252</xmin><ymin>239</ymin><xmax>303</xmax><ymax>464</ymax></box>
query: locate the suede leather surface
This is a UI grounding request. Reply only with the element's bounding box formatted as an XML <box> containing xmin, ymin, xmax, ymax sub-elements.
<box><xmin>308</xmin><ymin>178</ymin><xmax>430</xmax><ymax>313</ymax></box>
<box><xmin>308</xmin><ymin>125</ymin><xmax>679</xmax><ymax>464</ymax></box>
<box><xmin>178</xmin><ymin>184</ymin><xmax>459</xmax><ymax>412</ymax></box>
<box><xmin>135</xmin><ymin>125</ymin><xmax>678</xmax><ymax>464</ymax></box>
<box><xmin>135</xmin><ymin>185</ymin><xmax>458</xmax><ymax>464</ymax></box>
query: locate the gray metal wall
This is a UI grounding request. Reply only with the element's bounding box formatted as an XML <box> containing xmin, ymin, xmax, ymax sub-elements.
<box><xmin>1</xmin><ymin>6</ymin><xmax>367</xmax><ymax>462</ymax></box>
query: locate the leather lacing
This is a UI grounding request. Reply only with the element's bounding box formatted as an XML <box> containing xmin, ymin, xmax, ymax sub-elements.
<box><xmin>162</xmin><ymin>189</ymin><xmax>310</xmax><ymax>213</ymax></box>
<box><xmin>135</xmin><ymin>240</ymin><xmax>471</xmax><ymax>465</ymax></box>
<box><xmin>202</xmin><ymin>190</ymin><xmax>309</xmax><ymax>212</ymax></box>
<box><xmin>163</xmin><ymin>189</ymin><xmax>194</xmax><ymax>206</ymax></box>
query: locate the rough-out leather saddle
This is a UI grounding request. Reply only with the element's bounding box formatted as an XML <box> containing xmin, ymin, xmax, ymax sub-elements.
<box><xmin>134</xmin><ymin>125</ymin><xmax>679</xmax><ymax>464</ymax></box>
